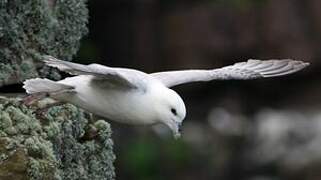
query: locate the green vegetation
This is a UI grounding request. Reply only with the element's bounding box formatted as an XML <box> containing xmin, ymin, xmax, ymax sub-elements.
<box><xmin>0</xmin><ymin>97</ymin><xmax>115</xmax><ymax>180</ymax></box>
<box><xmin>0</xmin><ymin>0</ymin><xmax>88</xmax><ymax>85</ymax></box>
<box><xmin>0</xmin><ymin>1</ymin><xmax>115</xmax><ymax>179</ymax></box>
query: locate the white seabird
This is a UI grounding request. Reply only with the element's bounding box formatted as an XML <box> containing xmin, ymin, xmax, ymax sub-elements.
<box><xmin>23</xmin><ymin>56</ymin><xmax>309</xmax><ymax>138</ymax></box>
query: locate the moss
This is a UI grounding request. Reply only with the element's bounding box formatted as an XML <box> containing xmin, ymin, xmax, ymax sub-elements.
<box><xmin>0</xmin><ymin>0</ymin><xmax>88</xmax><ymax>86</ymax></box>
<box><xmin>0</xmin><ymin>63</ymin><xmax>16</xmax><ymax>86</ymax></box>
<box><xmin>0</xmin><ymin>0</ymin><xmax>115</xmax><ymax>178</ymax></box>
<box><xmin>0</xmin><ymin>143</ymin><xmax>28</xmax><ymax>180</ymax></box>
<box><xmin>0</xmin><ymin>97</ymin><xmax>115</xmax><ymax>180</ymax></box>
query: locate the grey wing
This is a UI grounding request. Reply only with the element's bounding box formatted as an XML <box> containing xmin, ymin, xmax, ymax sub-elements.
<box><xmin>151</xmin><ymin>59</ymin><xmax>309</xmax><ymax>87</ymax></box>
<box><xmin>42</xmin><ymin>55</ymin><xmax>144</xmax><ymax>89</ymax></box>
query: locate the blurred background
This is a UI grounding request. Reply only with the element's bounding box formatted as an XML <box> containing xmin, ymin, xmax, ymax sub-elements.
<box><xmin>76</xmin><ymin>0</ymin><xmax>320</xmax><ymax>180</ymax></box>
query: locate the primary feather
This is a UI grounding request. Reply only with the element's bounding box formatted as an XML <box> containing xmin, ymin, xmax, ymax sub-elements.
<box><xmin>42</xmin><ymin>55</ymin><xmax>142</xmax><ymax>89</ymax></box>
<box><xmin>151</xmin><ymin>59</ymin><xmax>309</xmax><ymax>87</ymax></box>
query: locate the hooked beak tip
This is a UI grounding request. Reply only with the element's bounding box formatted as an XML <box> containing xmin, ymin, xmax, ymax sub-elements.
<box><xmin>174</xmin><ymin>132</ymin><xmax>181</xmax><ymax>139</ymax></box>
<box><xmin>166</xmin><ymin>120</ymin><xmax>183</xmax><ymax>139</ymax></box>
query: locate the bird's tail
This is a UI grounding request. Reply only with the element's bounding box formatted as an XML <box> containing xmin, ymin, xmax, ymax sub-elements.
<box><xmin>23</xmin><ymin>78</ymin><xmax>74</xmax><ymax>94</ymax></box>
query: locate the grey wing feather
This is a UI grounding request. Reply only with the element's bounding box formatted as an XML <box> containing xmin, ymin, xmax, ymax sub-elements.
<box><xmin>151</xmin><ymin>59</ymin><xmax>309</xmax><ymax>87</ymax></box>
<box><xmin>42</xmin><ymin>55</ymin><xmax>141</xmax><ymax>89</ymax></box>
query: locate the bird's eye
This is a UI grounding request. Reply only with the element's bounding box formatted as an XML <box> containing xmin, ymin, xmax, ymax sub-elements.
<box><xmin>171</xmin><ymin>108</ymin><xmax>177</xmax><ymax>116</ymax></box>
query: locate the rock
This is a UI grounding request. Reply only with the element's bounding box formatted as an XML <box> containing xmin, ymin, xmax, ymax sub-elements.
<box><xmin>0</xmin><ymin>0</ymin><xmax>88</xmax><ymax>86</ymax></box>
<box><xmin>0</xmin><ymin>97</ymin><xmax>115</xmax><ymax>180</ymax></box>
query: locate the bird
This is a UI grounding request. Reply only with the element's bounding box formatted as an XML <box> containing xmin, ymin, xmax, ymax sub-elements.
<box><xmin>23</xmin><ymin>56</ymin><xmax>309</xmax><ymax>138</ymax></box>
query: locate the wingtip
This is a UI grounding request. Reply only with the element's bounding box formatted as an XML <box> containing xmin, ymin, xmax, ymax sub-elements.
<box><xmin>292</xmin><ymin>60</ymin><xmax>310</xmax><ymax>70</ymax></box>
<box><xmin>261</xmin><ymin>59</ymin><xmax>309</xmax><ymax>78</ymax></box>
<box><xmin>303</xmin><ymin>61</ymin><xmax>310</xmax><ymax>67</ymax></box>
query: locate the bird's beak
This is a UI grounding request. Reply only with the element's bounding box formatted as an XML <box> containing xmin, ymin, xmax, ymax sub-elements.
<box><xmin>169</xmin><ymin>121</ymin><xmax>182</xmax><ymax>139</ymax></box>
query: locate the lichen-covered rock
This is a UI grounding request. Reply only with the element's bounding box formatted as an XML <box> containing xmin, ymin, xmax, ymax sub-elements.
<box><xmin>0</xmin><ymin>1</ymin><xmax>114</xmax><ymax>179</ymax></box>
<box><xmin>0</xmin><ymin>0</ymin><xmax>88</xmax><ymax>86</ymax></box>
<box><xmin>0</xmin><ymin>97</ymin><xmax>115</xmax><ymax>180</ymax></box>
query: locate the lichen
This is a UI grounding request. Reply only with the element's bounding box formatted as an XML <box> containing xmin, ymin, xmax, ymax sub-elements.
<box><xmin>0</xmin><ymin>0</ymin><xmax>114</xmax><ymax>178</ymax></box>
<box><xmin>0</xmin><ymin>0</ymin><xmax>88</xmax><ymax>86</ymax></box>
<box><xmin>0</xmin><ymin>97</ymin><xmax>115</xmax><ymax>180</ymax></box>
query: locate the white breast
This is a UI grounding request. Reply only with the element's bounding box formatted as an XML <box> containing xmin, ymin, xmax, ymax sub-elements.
<box><xmin>58</xmin><ymin>75</ymin><xmax>159</xmax><ymax>125</ymax></box>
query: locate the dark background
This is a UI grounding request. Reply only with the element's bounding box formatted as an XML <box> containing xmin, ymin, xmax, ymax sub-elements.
<box><xmin>76</xmin><ymin>0</ymin><xmax>320</xmax><ymax>180</ymax></box>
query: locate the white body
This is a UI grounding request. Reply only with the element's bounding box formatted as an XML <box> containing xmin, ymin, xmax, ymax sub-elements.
<box><xmin>57</xmin><ymin>75</ymin><xmax>166</xmax><ymax>125</ymax></box>
<box><xmin>23</xmin><ymin>56</ymin><xmax>308</xmax><ymax>138</ymax></box>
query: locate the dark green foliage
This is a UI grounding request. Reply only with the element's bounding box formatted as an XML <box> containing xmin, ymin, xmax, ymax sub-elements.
<box><xmin>0</xmin><ymin>0</ymin><xmax>88</xmax><ymax>86</ymax></box>
<box><xmin>0</xmin><ymin>97</ymin><xmax>115</xmax><ymax>180</ymax></box>
<box><xmin>121</xmin><ymin>137</ymin><xmax>192</xmax><ymax>180</ymax></box>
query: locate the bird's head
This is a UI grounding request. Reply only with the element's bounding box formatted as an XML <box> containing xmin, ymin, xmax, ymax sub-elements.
<box><xmin>154</xmin><ymin>87</ymin><xmax>186</xmax><ymax>139</ymax></box>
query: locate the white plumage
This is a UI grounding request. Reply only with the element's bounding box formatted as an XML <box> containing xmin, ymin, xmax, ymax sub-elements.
<box><xmin>23</xmin><ymin>56</ymin><xmax>309</xmax><ymax>138</ymax></box>
<box><xmin>151</xmin><ymin>59</ymin><xmax>309</xmax><ymax>87</ymax></box>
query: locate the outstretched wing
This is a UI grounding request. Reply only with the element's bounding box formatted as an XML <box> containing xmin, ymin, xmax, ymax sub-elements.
<box><xmin>42</xmin><ymin>55</ymin><xmax>145</xmax><ymax>89</ymax></box>
<box><xmin>151</xmin><ymin>59</ymin><xmax>309</xmax><ymax>87</ymax></box>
